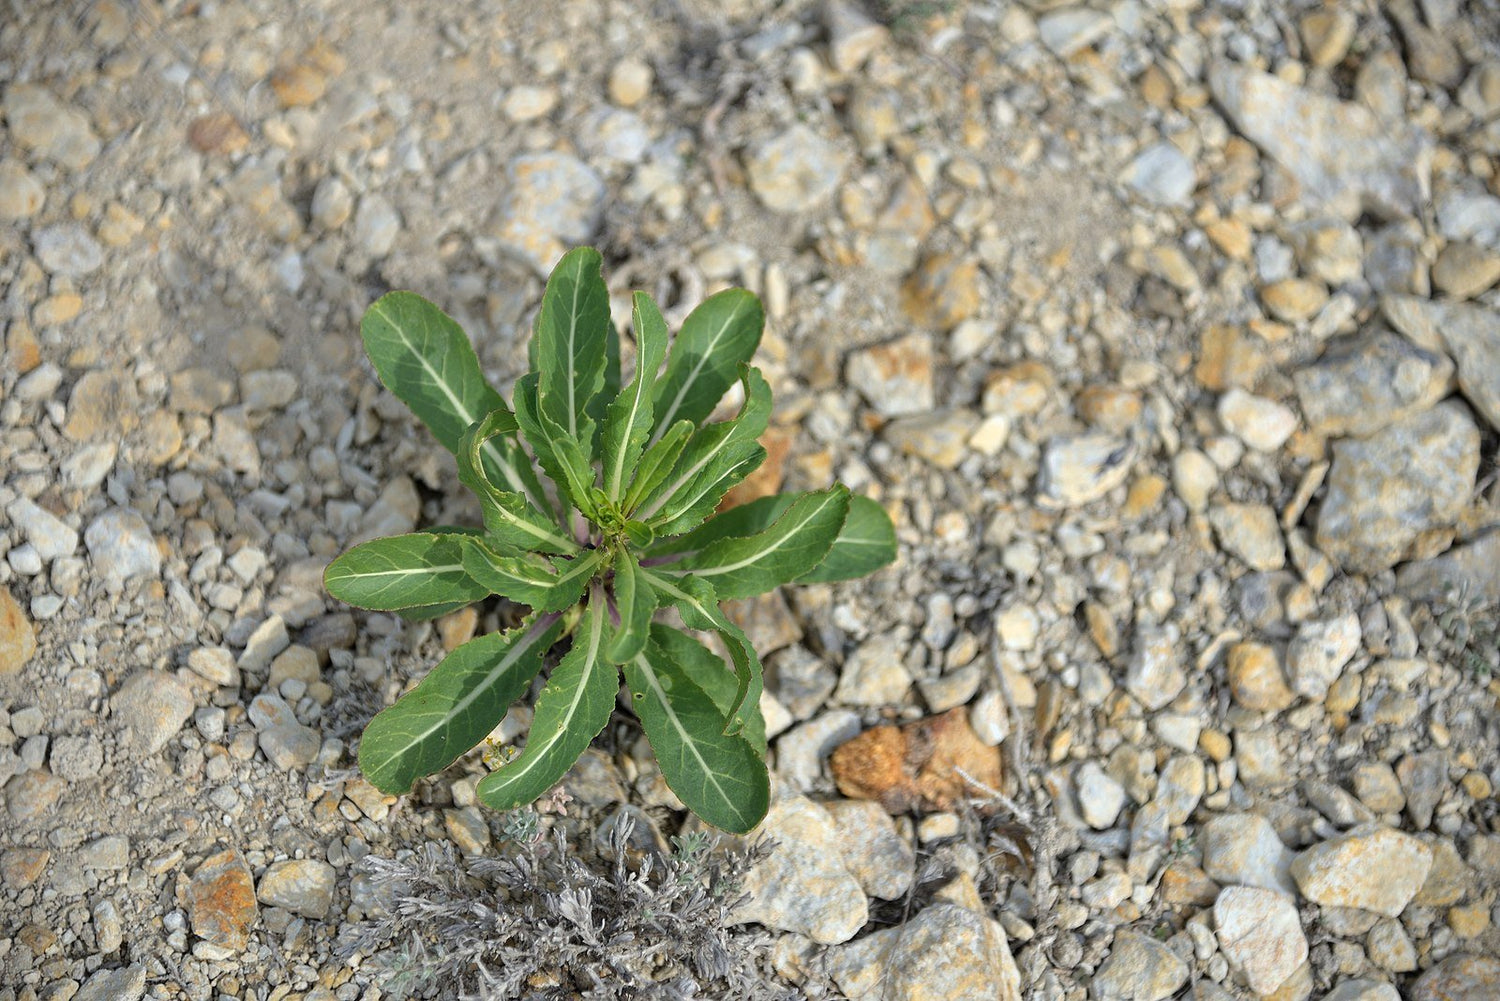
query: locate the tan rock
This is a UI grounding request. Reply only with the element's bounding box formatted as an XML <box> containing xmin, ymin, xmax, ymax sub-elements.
<box><xmin>1290</xmin><ymin>825</ymin><xmax>1433</xmax><ymax>916</ymax></box>
<box><xmin>830</xmin><ymin>707</ymin><xmax>1002</xmax><ymax>814</ymax></box>
<box><xmin>187</xmin><ymin>112</ymin><xmax>249</xmax><ymax>155</ymax></box>
<box><xmin>1228</xmin><ymin>642</ymin><xmax>1295</xmax><ymax>712</ymax></box>
<box><xmin>900</xmin><ymin>253</ymin><xmax>981</xmax><ymax>332</ymax></box>
<box><xmin>1261</xmin><ymin>279</ymin><xmax>1329</xmax><ymax>323</ymax></box>
<box><xmin>1433</xmin><ymin>241</ymin><xmax>1500</xmax><ymax>300</ymax></box>
<box><xmin>270</xmin><ymin>63</ymin><xmax>326</xmax><ymax>107</ymax></box>
<box><xmin>0</xmin><ymin>587</ymin><xmax>37</xmax><ymax>676</ymax></box>
<box><xmin>188</xmin><ymin>850</ymin><xmax>258</xmax><ymax>951</ymax></box>
<box><xmin>607</xmin><ymin>58</ymin><xmax>653</xmax><ymax>106</ymax></box>
<box><xmin>1300</xmin><ymin>9</ymin><xmax>1356</xmax><ymax>68</ymax></box>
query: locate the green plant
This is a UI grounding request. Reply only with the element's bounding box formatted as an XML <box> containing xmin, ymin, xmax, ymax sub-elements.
<box><xmin>325</xmin><ymin>247</ymin><xmax>896</xmax><ymax>833</ymax></box>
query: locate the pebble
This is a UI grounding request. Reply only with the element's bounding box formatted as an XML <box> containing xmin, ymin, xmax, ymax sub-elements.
<box><xmin>1315</xmin><ymin>401</ymin><xmax>1480</xmax><ymax>572</ymax></box>
<box><xmin>187</xmin><ymin>647</ymin><xmax>240</xmax><ymax>687</ymax></box>
<box><xmin>1074</xmin><ymin>761</ymin><xmax>1126</xmax><ymax>829</ymax></box>
<box><xmin>900</xmin><ymin>253</ymin><xmax>981</xmax><ymax>331</ymax></box>
<box><xmin>5</xmin><ymin>769</ymin><xmax>65</xmax><ymax>822</ymax></box>
<box><xmin>1397</xmin><ymin>530</ymin><xmax>1500</xmax><ymax>606</ymax></box>
<box><xmin>186</xmin><ymin>849</ymin><xmax>260</xmax><ymax>953</ymax></box>
<box><xmin>1171</xmin><ymin>450</ymin><xmax>1217</xmax><ymax>511</ymax></box>
<box><xmin>1202</xmin><ymin>812</ymin><xmax>1297</xmax><ymax>894</ymax></box>
<box><xmin>1209</xmin><ymin>61</ymin><xmax>1429</xmax><ymax>217</ymax></box>
<box><xmin>501</xmin><ymin>85</ymin><xmax>558</xmax><ymax>122</ymax></box>
<box><xmin>33</xmin><ymin>224</ymin><xmax>104</xmax><ymax>277</ymax></box>
<box><xmin>1120</xmin><ymin>141</ymin><xmax>1196</xmax><ymax>206</ymax></box>
<box><xmin>736</xmin><ymin>793</ymin><xmax>867</xmax><ymax>944</ymax></box>
<box><xmin>84</xmin><ymin>507</ymin><xmax>161</xmax><ymax>585</ymax></box>
<box><xmin>74</xmin><ymin>967</ymin><xmax>146</xmax><ymax>1001</ymax></box>
<box><xmin>830</xmin><ymin>708</ymin><xmax>1002</xmax><ymax>813</ymax></box>
<box><xmin>825</xmin><ymin>799</ymin><xmax>914</xmax><ymax>900</ymax></box>
<box><xmin>1125</xmin><ymin>626</ymin><xmax>1185</xmax><ymax>711</ymax></box>
<box><xmin>0</xmin><ymin>158</ymin><xmax>45</xmax><ymax>218</ymax></box>
<box><xmin>257</xmin><ymin>859</ymin><xmax>336</xmax><ymax>919</ymax></box>
<box><xmin>310</xmin><ymin>176</ymin><xmax>353</xmax><ymax>229</ymax></box>
<box><xmin>8</xmin><ymin>495</ymin><xmax>79</xmax><ymax>561</ymax></box>
<box><xmin>1396</xmin><ymin>751</ymin><xmax>1445</xmax><ymax>830</ymax></box>
<box><xmin>1209</xmin><ymin>503</ymin><xmax>1285</xmax><ymax>572</ymax></box>
<box><xmin>775</xmin><ymin>710</ymin><xmax>861</xmax><ymax>791</ymax></box>
<box><xmin>93</xmin><ymin>898</ymin><xmax>122</xmax><ymax>952</ymax></box>
<box><xmin>608</xmin><ymin>58</ymin><xmax>653</xmax><ymax>106</ymax></box>
<box><xmin>1261</xmin><ymin>278</ymin><xmax>1329</xmax><ymax>323</ymax></box>
<box><xmin>1037</xmin><ymin>6</ymin><xmax>1112</xmax><ymax>57</ymax></box>
<box><xmin>824</xmin><ymin>1</ymin><xmax>888</xmax><ymax>73</ymax></box>
<box><xmin>846</xmin><ymin>333</ymin><xmax>934</xmax><ymax>417</ymax></box>
<box><xmin>353</xmin><ymin>194</ymin><xmax>400</xmax><ymax>257</ymax></box>
<box><xmin>824</xmin><ymin>903</ymin><xmax>1021</xmax><ymax>1001</ymax></box>
<box><xmin>1384</xmin><ymin>295</ymin><xmax>1500</xmax><ymax>433</ymax></box>
<box><xmin>494</xmin><ymin>152</ymin><xmax>605</xmax><ymax>275</ymax></box>
<box><xmin>1089</xmin><ymin>929</ymin><xmax>1189</xmax><ymax>1001</ymax></box>
<box><xmin>1217</xmin><ymin>388</ymin><xmax>1296</xmax><ymax>452</ymax></box>
<box><xmin>1300</xmin><ymin>9</ymin><xmax>1356</xmax><ymax>68</ymax></box>
<box><xmin>4</xmin><ymin>83</ymin><xmax>101</xmax><ymax>169</ymax></box>
<box><xmin>1290</xmin><ymin>825</ymin><xmax>1433</xmax><ymax>916</ymax></box>
<box><xmin>746</xmin><ymin>124</ymin><xmax>846</xmax><ymax>214</ymax></box>
<box><xmin>576</xmin><ymin>108</ymin><xmax>650</xmax><ymax>165</ymax></box>
<box><xmin>832</xmin><ymin>638</ymin><xmax>912</xmax><ymax>706</ymax></box>
<box><xmin>1293</xmin><ymin>329</ymin><xmax>1453</xmax><ymax>438</ymax></box>
<box><xmin>1432</xmin><ymin>241</ymin><xmax>1500</xmax><ymax>299</ymax></box>
<box><xmin>885</xmin><ymin>411</ymin><xmax>980</xmax><ymax>469</ymax></box>
<box><xmin>1227</xmin><ymin>641</ymin><xmax>1295</xmax><ymax>712</ymax></box>
<box><xmin>0</xmin><ymin>587</ymin><xmax>37</xmax><ymax>676</ymax></box>
<box><xmin>1285</xmin><ymin>614</ymin><xmax>1360</xmax><ymax>701</ymax></box>
<box><xmin>1215</xmin><ymin>885</ymin><xmax>1308</xmax><ymax>996</ymax></box>
<box><xmin>1037</xmin><ymin>434</ymin><xmax>1137</xmax><ymax>508</ymax></box>
<box><xmin>1410</xmin><ymin>955</ymin><xmax>1500</xmax><ymax>1001</ymax></box>
<box><xmin>111</xmin><ymin>671</ymin><xmax>195</xmax><ymax>756</ymax></box>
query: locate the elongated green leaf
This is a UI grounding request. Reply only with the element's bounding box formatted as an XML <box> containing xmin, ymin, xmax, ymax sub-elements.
<box><xmin>647</xmin><ymin>624</ymin><xmax>766</xmax><ymax>756</ymax></box>
<box><xmin>397</xmin><ymin>601</ymin><xmax>474</xmax><ymax>622</ymax></box>
<box><xmin>325</xmin><ymin>533</ymin><xmax>489</xmax><ymax>611</ymax></box>
<box><xmin>460</xmin><ymin>539</ymin><xmax>602</xmax><ymax>612</ymax></box>
<box><xmin>362</xmin><ymin>293</ymin><xmax>551</xmax><ymax>515</ymax></box>
<box><xmin>625</xmin><ymin>628</ymin><xmax>769</xmax><ymax>833</ymax></box>
<box><xmin>605</xmin><ymin>550</ymin><xmax>657</xmax><ymax>664</ymax></box>
<box><xmin>652</xmin><ymin>493</ymin><xmax>898</xmax><ymax>585</ymax></box>
<box><xmin>585</xmin><ymin>310</ymin><xmax>622</xmax><ymax>454</ymax></box>
<box><xmin>535</xmin><ymin>247</ymin><xmax>611</xmax><ymax>451</ymax></box>
<box><xmin>476</xmin><ymin>591</ymin><xmax>617</xmax><ymax>811</ymax></box>
<box><xmin>643</xmin><ymin>570</ymin><xmax>762</xmax><ymax>737</ymax></box>
<box><xmin>457</xmin><ymin>409</ymin><xmax>577</xmax><ymax>555</ymax></box>
<box><xmin>636</xmin><ymin>366</ymin><xmax>772</xmax><ymax>529</ymax></box>
<box><xmin>663</xmin><ymin>487</ymin><xmax>849</xmax><ymax>600</ymax></box>
<box><xmin>622</xmin><ymin>419</ymin><xmax>695</xmax><ymax>515</ymax></box>
<box><xmin>602</xmin><ymin>292</ymin><xmax>669</xmax><ymax>503</ymax></box>
<box><xmin>650</xmin><ymin>289</ymin><xmax>764</xmax><ymax>445</ymax></box>
<box><xmin>512</xmin><ymin>373</ymin><xmax>587</xmax><ymax>520</ymax></box>
<box><xmin>539</xmin><ymin>407</ymin><xmax>601</xmax><ymax>521</ymax></box>
<box><xmin>359</xmin><ymin>614</ymin><xmax>562</xmax><ymax>794</ymax></box>
<box><xmin>798</xmin><ymin>494</ymin><xmax>898</xmax><ymax>583</ymax></box>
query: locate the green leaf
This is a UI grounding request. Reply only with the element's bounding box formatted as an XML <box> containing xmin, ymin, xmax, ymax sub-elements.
<box><xmin>624</xmin><ymin>627</ymin><xmax>770</xmax><ymax>833</ymax></box>
<box><xmin>662</xmin><ymin>487</ymin><xmax>850</xmax><ymax>600</ymax></box>
<box><xmin>361</xmin><ymin>293</ymin><xmax>552</xmax><ymax>516</ymax></box>
<box><xmin>605</xmin><ymin>550</ymin><xmax>657</xmax><ymax>664</ymax></box>
<box><xmin>622</xmin><ymin>418</ymin><xmax>696</xmax><ymax>515</ymax></box>
<box><xmin>650</xmin><ymin>289</ymin><xmax>764</xmax><ymax>445</ymax></box>
<box><xmin>534</xmin><ymin>247</ymin><xmax>611</xmax><ymax>450</ymax></box>
<box><xmin>540</xmin><ymin>407</ymin><xmax>602</xmax><ymax>521</ymax></box>
<box><xmin>360</xmin><ymin>292</ymin><xmax>504</xmax><ymax>457</ymax></box>
<box><xmin>643</xmin><ymin>570</ymin><xmax>762</xmax><ymax>737</ymax></box>
<box><xmin>396</xmin><ymin>601</ymin><xmax>474</xmax><ymax>622</ymax></box>
<box><xmin>512</xmin><ymin>373</ymin><xmax>588</xmax><ymax>522</ymax></box>
<box><xmin>647</xmin><ymin>624</ymin><xmax>767</xmax><ymax>756</ymax></box>
<box><xmin>635</xmin><ymin>366</ymin><xmax>772</xmax><ymax>532</ymax></box>
<box><xmin>324</xmin><ymin>533</ymin><xmax>489</xmax><ymax>611</ymax></box>
<box><xmin>457</xmin><ymin>409</ymin><xmax>578</xmax><ymax>555</ymax></box>
<box><xmin>358</xmin><ymin>614</ymin><xmax>562</xmax><ymax>794</ymax></box>
<box><xmin>460</xmin><ymin>539</ymin><xmax>603</xmax><ymax>612</ymax></box>
<box><xmin>798</xmin><ymin>494</ymin><xmax>898</xmax><ymax>583</ymax></box>
<box><xmin>601</xmin><ymin>292</ymin><xmax>669</xmax><ymax>503</ymax></box>
<box><xmin>476</xmin><ymin>590</ymin><xmax>618</xmax><ymax>811</ymax></box>
<box><xmin>651</xmin><ymin>493</ymin><xmax>897</xmax><ymax>585</ymax></box>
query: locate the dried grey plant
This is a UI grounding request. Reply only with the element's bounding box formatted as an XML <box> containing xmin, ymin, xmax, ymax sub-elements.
<box><xmin>342</xmin><ymin>810</ymin><xmax>795</xmax><ymax>1001</ymax></box>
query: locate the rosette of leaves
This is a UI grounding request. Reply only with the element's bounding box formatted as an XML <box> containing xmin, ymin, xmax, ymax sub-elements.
<box><xmin>325</xmin><ymin>248</ymin><xmax>896</xmax><ymax>833</ymax></box>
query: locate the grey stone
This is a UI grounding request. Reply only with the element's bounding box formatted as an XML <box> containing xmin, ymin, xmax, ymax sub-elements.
<box><xmin>33</xmin><ymin>223</ymin><xmax>103</xmax><ymax>276</ymax></box>
<box><xmin>1322</xmin><ymin>982</ymin><xmax>1401</xmax><ymax>1001</ymax></box>
<box><xmin>775</xmin><ymin>710</ymin><xmax>862</xmax><ymax>792</ymax></box>
<box><xmin>1089</xmin><ymin>929</ymin><xmax>1189</xmax><ymax>1001</ymax></box>
<box><xmin>1316</xmin><ymin>402</ymin><xmax>1480</xmax><ymax>573</ymax></box>
<box><xmin>353</xmin><ymin>194</ymin><xmax>400</xmax><ymax>257</ymax></box>
<box><xmin>1125</xmin><ymin>626</ymin><xmax>1185</xmax><ymax>712</ymax></box>
<box><xmin>576</xmin><ymin>108</ymin><xmax>650</xmax><ymax>165</ymax></box>
<box><xmin>7</xmin><ymin>496</ymin><xmax>78</xmax><ymax>561</ymax></box>
<box><xmin>1290</xmin><ymin>825</ymin><xmax>1433</xmax><ymax>916</ymax></box>
<box><xmin>746</xmin><ymin>124</ymin><xmax>846</xmax><ymax>214</ymax></box>
<box><xmin>257</xmin><ymin>859</ymin><xmax>336</xmax><ymax>918</ymax></box>
<box><xmin>1209</xmin><ymin>61</ymin><xmax>1430</xmax><ymax>218</ymax></box>
<box><xmin>80</xmin><ymin>835</ymin><xmax>129</xmax><ymax>870</ymax></box>
<box><xmin>1286</xmin><ymin>614</ymin><xmax>1361</xmax><ymax>701</ymax></box>
<box><xmin>735</xmin><ymin>793</ymin><xmax>867</xmax><ymax>944</ymax></box>
<box><xmin>1075</xmin><ymin>761</ymin><xmax>1126</xmax><ymax>830</ymax></box>
<box><xmin>4</xmin><ymin>84</ymin><xmax>101</xmax><ymax>170</ymax></box>
<box><xmin>1202</xmin><ymin>813</ymin><xmax>1296</xmax><ymax>894</ymax></box>
<box><xmin>847</xmin><ymin>333</ymin><xmax>935</xmax><ymax>418</ymax></box>
<box><xmin>494</xmin><ymin>153</ymin><xmax>605</xmax><ymax>275</ymax></box>
<box><xmin>825</xmin><ymin>903</ymin><xmax>1021</xmax><ymax>1001</ymax></box>
<box><xmin>75</xmin><ymin>966</ymin><xmax>146</xmax><ymax>1001</ymax></box>
<box><xmin>833</xmin><ymin>637</ymin><xmax>912</xmax><ymax>706</ymax></box>
<box><xmin>1397</xmin><ymin>529</ymin><xmax>1500</xmax><ymax>606</ymax></box>
<box><xmin>1293</xmin><ymin>329</ymin><xmax>1453</xmax><ymax>438</ymax></box>
<box><xmin>826</xmin><ymin>799</ymin><xmax>914</xmax><ymax>900</ymax></box>
<box><xmin>1209</xmin><ymin>503</ymin><xmax>1285</xmax><ymax>571</ymax></box>
<box><xmin>1383</xmin><ymin>295</ymin><xmax>1500</xmax><ymax>433</ymax></box>
<box><xmin>1038</xmin><ymin>6</ymin><xmax>1112</xmax><ymax>57</ymax></box>
<box><xmin>258</xmin><ymin>723</ymin><xmax>321</xmax><ymax>771</ymax></box>
<box><xmin>1214</xmin><ymin>886</ymin><xmax>1307</xmax><ymax>996</ymax></box>
<box><xmin>85</xmin><ymin>507</ymin><xmax>161</xmax><ymax>585</ymax></box>
<box><xmin>1120</xmin><ymin>141</ymin><xmax>1195</xmax><ymax>206</ymax></box>
<box><xmin>1037</xmin><ymin>434</ymin><xmax>1137</xmax><ymax>508</ymax></box>
<box><xmin>1410</xmin><ymin>955</ymin><xmax>1500</xmax><ymax>1001</ymax></box>
<box><xmin>111</xmin><ymin>671</ymin><xmax>196</xmax><ymax>756</ymax></box>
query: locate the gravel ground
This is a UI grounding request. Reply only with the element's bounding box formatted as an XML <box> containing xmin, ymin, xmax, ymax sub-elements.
<box><xmin>2</xmin><ymin>1</ymin><xmax>1500</xmax><ymax>999</ymax></box>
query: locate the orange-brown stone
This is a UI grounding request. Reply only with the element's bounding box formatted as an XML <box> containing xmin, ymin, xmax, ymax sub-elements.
<box><xmin>830</xmin><ymin>707</ymin><xmax>1003</xmax><ymax>814</ymax></box>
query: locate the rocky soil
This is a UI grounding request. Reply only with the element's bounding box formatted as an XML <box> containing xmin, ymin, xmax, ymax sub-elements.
<box><xmin>2</xmin><ymin>0</ymin><xmax>1499</xmax><ymax>999</ymax></box>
